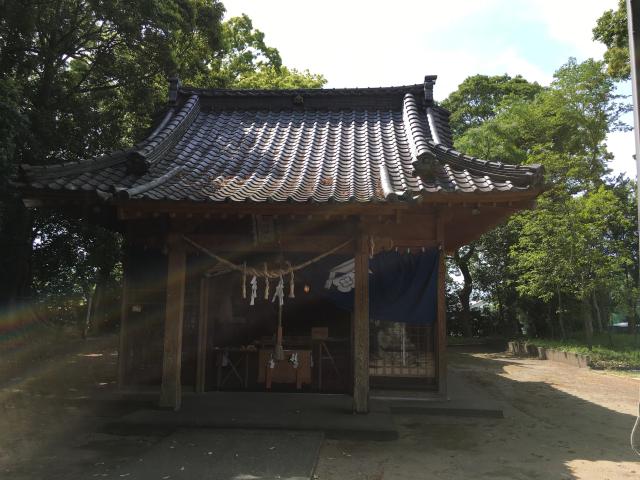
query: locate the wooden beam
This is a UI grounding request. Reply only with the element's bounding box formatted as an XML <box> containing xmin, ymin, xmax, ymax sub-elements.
<box><xmin>436</xmin><ymin>214</ymin><xmax>447</xmax><ymax>397</ymax></box>
<box><xmin>174</xmin><ymin>234</ymin><xmax>438</xmax><ymax>256</ymax></box>
<box><xmin>114</xmin><ymin>189</ymin><xmax>543</xmax><ymax>220</ymax></box>
<box><xmin>353</xmin><ymin>230</ymin><xmax>370</xmax><ymax>413</ymax></box>
<box><xmin>195</xmin><ymin>277</ymin><xmax>209</xmax><ymax>394</ymax></box>
<box><xmin>159</xmin><ymin>234</ymin><xmax>186</xmax><ymax>410</ymax></box>
<box><xmin>117</xmin><ymin>200</ymin><xmax>408</xmax><ymax>220</ymax></box>
<box><xmin>444</xmin><ymin>206</ymin><xmax>526</xmax><ymax>250</ymax></box>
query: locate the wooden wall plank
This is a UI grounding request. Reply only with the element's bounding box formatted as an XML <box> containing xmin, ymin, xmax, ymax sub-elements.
<box><xmin>353</xmin><ymin>231</ymin><xmax>370</xmax><ymax>413</ymax></box>
<box><xmin>159</xmin><ymin>234</ymin><xmax>187</xmax><ymax>409</ymax></box>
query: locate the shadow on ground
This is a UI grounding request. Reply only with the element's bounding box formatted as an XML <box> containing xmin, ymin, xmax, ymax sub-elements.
<box><xmin>1</xmin><ymin>336</ymin><xmax>639</xmax><ymax>479</ymax></box>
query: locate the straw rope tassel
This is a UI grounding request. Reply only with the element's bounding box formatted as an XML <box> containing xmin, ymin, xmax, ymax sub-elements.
<box><xmin>289</xmin><ymin>269</ymin><xmax>295</xmax><ymax>298</ymax></box>
<box><xmin>242</xmin><ymin>262</ymin><xmax>247</xmax><ymax>299</ymax></box>
<box><xmin>249</xmin><ymin>276</ymin><xmax>257</xmax><ymax>306</ymax></box>
<box><xmin>272</xmin><ymin>275</ymin><xmax>285</xmax><ymax>306</ymax></box>
<box><xmin>264</xmin><ymin>263</ymin><xmax>269</xmax><ymax>300</ymax></box>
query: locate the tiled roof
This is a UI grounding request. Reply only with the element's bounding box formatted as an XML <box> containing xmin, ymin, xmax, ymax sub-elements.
<box><xmin>18</xmin><ymin>77</ymin><xmax>543</xmax><ymax>204</ymax></box>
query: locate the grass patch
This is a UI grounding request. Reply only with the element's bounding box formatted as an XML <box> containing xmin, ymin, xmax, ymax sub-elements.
<box><xmin>520</xmin><ymin>333</ymin><xmax>640</xmax><ymax>370</ymax></box>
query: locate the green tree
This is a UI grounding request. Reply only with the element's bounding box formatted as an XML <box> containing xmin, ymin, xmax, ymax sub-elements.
<box><xmin>0</xmin><ymin>0</ymin><xmax>227</xmax><ymax>313</ymax></box>
<box><xmin>593</xmin><ymin>0</ymin><xmax>630</xmax><ymax>80</ymax></box>
<box><xmin>441</xmin><ymin>74</ymin><xmax>542</xmax><ymax>336</ymax></box>
<box><xmin>441</xmin><ymin>74</ymin><xmax>542</xmax><ymax>137</ymax></box>
<box><xmin>0</xmin><ymin>1</ymin><xmax>325</xmax><ymax>328</ymax></box>
<box><xmin>210</xmin><ymin>14</ymin><xmax>325</xmax><ymax>88</ymax></box>
<box><xmin>447</xmin><ymin>59</ymin><xmax>630</xmax><ymax>339</ymax></box>
<box><xmin>511</xmin><ymin>186</ymin><xmax>633</xmax><ymax>347</ymax></box>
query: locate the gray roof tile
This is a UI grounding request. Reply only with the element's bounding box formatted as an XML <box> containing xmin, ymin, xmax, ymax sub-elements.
<box><xmin>19</xmin><ymin>80</ymin><xmax>543</xmax><ymax>203</ymax></box>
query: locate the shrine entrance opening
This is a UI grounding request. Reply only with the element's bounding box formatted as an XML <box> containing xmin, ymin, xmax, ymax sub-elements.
<box><xmin>184</xmin><ymin>251</ymin><xmax>354</xmax><ymax>394</ymax></box>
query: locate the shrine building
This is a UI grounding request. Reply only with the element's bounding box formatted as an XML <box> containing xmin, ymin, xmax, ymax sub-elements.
<box><xmin>17</xmin><ymin>76</ymin><xmax>544</xmax><ymax>412</ymax></box>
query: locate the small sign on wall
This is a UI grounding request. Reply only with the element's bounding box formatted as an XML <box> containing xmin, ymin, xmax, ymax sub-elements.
<box><xmin>252</xmin><ymin>215</ymin><xmax>277</xmax><ymax>244</ymax></box>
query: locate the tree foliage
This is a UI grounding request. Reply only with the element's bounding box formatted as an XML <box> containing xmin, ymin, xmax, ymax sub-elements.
<box><xmin>593</xmin><ymin>0</ymin><xmax>630</xmax><ymax>80</ymax></box>
<box><xmin>0</xmin><ymin>1</ymin><xmax>325</xmax><ymax>327</ymax></box>
<box><xmin>441</xmin><ymin>74</ymin><xmax>542</xmax><ymax>138</ymax></box>
<box><xmin>209</xmin><ymin>14</ymin><xmax>325</xmax><ymax>88</ymax></box>
<box><xmin>441</xmin><ymin>74</ymin><xmax>543</xmax><ymax>336</ymax></box>
<box><xmin>443</xmin><ymin>58</ymin><xmax>637</xmax><ymax>340</ymax></box>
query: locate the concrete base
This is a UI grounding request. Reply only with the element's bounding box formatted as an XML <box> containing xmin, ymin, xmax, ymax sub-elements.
<box><xmin>117</xmin><ymin>392</ymin><xmax>398</xmax><ymax>441</ymax></box>
<box><xmin>542</xmin><ymin>348</ymin><xmax>591</xmax><ymax>368</ymax></box>
<box><xmin>508</xmin><ymin>341</ymin><xmax>591</xmax><ymax>368</ymax></box>
<box><xmin>372</xmin><ymin>365</ymin><xmax>505</xmax><ymax>419</ymax></box>
<box><xmin>508</xmin><ymin>341</ymin><xmax>538</xmax><ymax>357</ymax></box>
<box><xmin>114</xmin><ymin>365</ymin><xmax>505</xmax><ymax>444</ymax></box>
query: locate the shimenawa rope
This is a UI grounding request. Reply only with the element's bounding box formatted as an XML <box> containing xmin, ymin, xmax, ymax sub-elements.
<box><xmin>183</xmin><ymin>235</ymin><xmax>353</xmax><ymax>278</ymax></box>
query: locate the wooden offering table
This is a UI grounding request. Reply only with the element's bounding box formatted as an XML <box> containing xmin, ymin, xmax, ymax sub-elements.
<box><xmin>258</xmin><ymin>349</ymin><xmax>312</xmax><ymax>390</ymax></box>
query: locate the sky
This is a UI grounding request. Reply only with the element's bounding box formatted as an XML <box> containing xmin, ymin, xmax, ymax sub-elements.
<box><xmin>222</xmin><ymin>0</ymin><xmax>635</xmax><ymax>178</ymax></box>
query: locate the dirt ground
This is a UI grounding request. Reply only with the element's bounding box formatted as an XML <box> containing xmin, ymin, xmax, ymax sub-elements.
<box><xmin>316</xmin><ymin>351</ymin><xmax>640</xmax><ymax>480</ymax></box>
<box><xmin>1</xmin><ymin>334</ymin><xmax>639</xmax><ymax>479</ymax></box>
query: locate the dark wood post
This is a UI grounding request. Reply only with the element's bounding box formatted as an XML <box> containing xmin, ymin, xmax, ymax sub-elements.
<box><xmin>159</xmin><ymin>233</ymin><xmax>186</xmax><ymax>409</ymax></box>
<box><xmin>195</xmin><ymin>276</ymin><xmax>209</xmax><ymax>393</ymax></box>
<box><xmin>353</xmin><ymin>231</ymin><xmax>370</xmax><ymax>413</ymax></box>
<box><xmin>436</xmin><ymin>215</ymin><xmax>447</xmax><ymax>397</ymax></box>
<box><xmin>117</xmin><ymin>246</ymin><xmax>130</xmax><ymax>390</ymax></box>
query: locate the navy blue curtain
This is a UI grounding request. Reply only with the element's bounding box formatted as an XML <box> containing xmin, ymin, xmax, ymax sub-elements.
<box><xmin>323</xmin><ymin>249</ymin><xmax>440</xmax><ymax>325</ymax></box>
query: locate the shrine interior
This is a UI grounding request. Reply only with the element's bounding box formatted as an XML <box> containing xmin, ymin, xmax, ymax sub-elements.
<box><xmin>121</xmin><ymin>242</ymin><xmax>436</xmax><ymax>394</ymax></box>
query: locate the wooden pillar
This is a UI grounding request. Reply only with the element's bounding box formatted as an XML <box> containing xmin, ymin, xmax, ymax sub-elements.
<box><xmin>353</xmin><ymin>231</ymin><xmax>370</xmax><ymax>413</ymax></box>
<box><xmin>159</xmin><ymin>234</ymin><xmax>186</xmax><ymax>410</ymax></box>
<box><xmin>436</xmin><ymin>215</ymin><xmax>448</xmax><ymax>397</ymax></box>
<box><xmin>195</xmin><ymin>277</ymin><xmax>209</xmax><ymax>393</ymax></box>
<box><xmin>116</xmin><ymin>249</ymin><xmax>130</xmax><ymax>390</ymax></box>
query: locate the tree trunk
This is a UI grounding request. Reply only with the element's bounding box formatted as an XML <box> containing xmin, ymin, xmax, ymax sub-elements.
<box><xmin>89</xmin><ymin>268</ymin><xmax>112</xmax><ymax>334</ymax></box>
<box><xmin>497</xmin><ymin>298</ymin><xmax>506</xmax><ymax>335</ymax></box>
<box><xmin>592</xmin><ymin>291</ymin><xmax>603</xmax><ymax>333</ymax></box>
<box><xmin>546</xmin><ymin>302</ymin><xmax>555</xmax><ymax>339</ymax></box>
<box><xmin>453</xmin><ymin>246</ymin><xmax>475</xmax><ymax>338</ymax></box>
<box><xmin>82</xmin><ymin>287</ymin><xmax>94</xmax><ymax>339</ymax></box>
<box><xmin>458</xmin><ymin>288</ymin><xmax>473</xmax><ymax>337</ymax></box>
<box><xmin>582</xmin><ymin>298</ymin><xmax>594</xmax><ymax>351</ymax></box>
<box><xmin>557</xmin><ymin>287</ymin><xmax>567</xmax><ymax>341</ymax></box>
<box><xmin>510</xmin><ymin>304</ymin><xmax>521</xmax><ymax>336</ymax></box>
<box><xmin>0</xmin><ymin>201</ymin><xmax>33</xmax><ymax>312</ymax></box>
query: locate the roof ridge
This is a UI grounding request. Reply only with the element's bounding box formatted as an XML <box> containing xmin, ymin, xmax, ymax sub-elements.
<box><xmin>403</xmin><ymin>94</ymin><xmax>439</xmax><ymax>180</ymax></box>
<box><xmin>403</xmin><ymin>94</ymin><xmax>433</xmax><ymax>160</ymax></box>
<box><xmin>114</xmin><ymin>165</ymin><xmax>184</xmax><ymax>200</ymax></box>
<box><xmin>430</xmin><ymin>142</ymin><xmax>544</xmax><ymax>186</ymax></box>
<box><xmin>18</xmin><ymin>95</ymin><xmax>202</xmax><ymax>182</ymax></box>
<box><xmin>179</xmin><ymin>84</ymin><xmax>425</xmax><ymax>98</ymax></box>
<box><xmin>19</xmin><ymin>149</ymin><xmax>128</xmax><ymax>181</ymax></box>
<box><xmin>125</xmin><ymin>95</ymin><xmax>200</xmax><ymax>174</ymax></box>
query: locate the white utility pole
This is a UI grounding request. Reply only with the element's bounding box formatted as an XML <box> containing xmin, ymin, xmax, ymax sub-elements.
<box><xmin>625</xmin><ymin>1</ymin><xmax>640</xmax><ymax>457</ymax></box>
<box><xmin>627</xmin><ymin>0</ymin><xmax>640</xmax><ymax>335</ymax></box>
